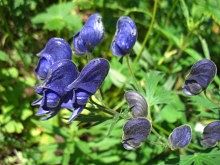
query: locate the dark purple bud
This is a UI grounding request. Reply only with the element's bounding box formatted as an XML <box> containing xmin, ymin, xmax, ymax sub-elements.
<box><xmin>124</xmin><ymin>91</ymin><xmax>148</xmax><ymax>118</ymax></box>
<box><xmin>201</xmin><ymin>121</ymin><xmax>220</xmax><ymax>148</ymax></box>
<box><xmin>73</xmin><ymin>13</ymin><xmax>104</xmax><ymax>55</ymax></box>
<box><xmin>182</xmin><ymin>59</ymin><xmax>217</xmax><ymax>96</ymax></box>
<box><xmin>122</xmin><ymin>118</ymin><xmax>151</xmax><ymax>150</ymax></box>
<box><xmin>35</xmin><ymin>38</ymin><xmax>72</xmax><ymax>80</ymax></box>
<box><xmin>111</xmin><ymin>16</ymin><xmax>137</xmax><ymax>57</ymax></box>
<box><xmin>168</xmin><ymin>125</ymin><xmax>192</xmax><ymax>150</ymax></box>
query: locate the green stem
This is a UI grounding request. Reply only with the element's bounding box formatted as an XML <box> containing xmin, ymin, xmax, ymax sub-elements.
<box><xmin>126</xmin><ymin>56</ymin><xmax>141</xmax><ymax>91</ymax></box>
<box><xmin>135</xmin><ymin>0</ymin><xmax>159</xmax><ymax>62</ymax></box>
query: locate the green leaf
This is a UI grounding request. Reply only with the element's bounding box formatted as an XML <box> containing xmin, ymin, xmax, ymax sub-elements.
<box><xmin>160</xmin><ymin>105</ymin><xmax>183</xmax><ymax>123</ymax></box>
<box><xmin>32</xmin><ymin>2</ymin><xmax>82</xmax><ymax>31</ymax></box>
<box><xmin>0</xmin><ymin>50</ymin><xmax>9</xmax><ymax>62</ymax></box>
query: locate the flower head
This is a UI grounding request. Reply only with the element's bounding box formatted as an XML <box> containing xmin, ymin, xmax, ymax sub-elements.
<box><xmin>32</xmin><ymin>58</ymin><xmax>109</xmax><ymax>122</ymax></box>
<box><xmin>73</xmin><ymin>13</ymin><xmax>104</xmax><ymax>55</ymax></box>
<box><xmin>35</xmin><ymin>38</ymin><xmax>72</xmax><ymax>80</ymax></box>
<box><xmin>124</xmin><ymin>91</ymin><xmax>148</xmax><ymax>118</ymax></box>
<box><xmin>32</xmin><ymin>59</ymin><xmax>78</xmax><ymax>120</ymax></box>
<box><xmin>168</xmin><ymin>124</ymin><xmax>192</xmax><ymax>150</ymax></box>
<box><xmin>122</xmin><ymin>118</ymin><xmax>151</xmax><ymax>150</ymax></box>
<box><xmin>111</xmin><ymin>16</ymin><xmax>137</xmax><ymax>57</ymax></box>
<box><xmin>201</xmin><ymin>121</ymin><xmax>220</xmax><ymax>148</ymax></box>
<box><xmin>182</xmin><ymin>59</ymin><xmax>217</xmax><ymax>96</ymax></box>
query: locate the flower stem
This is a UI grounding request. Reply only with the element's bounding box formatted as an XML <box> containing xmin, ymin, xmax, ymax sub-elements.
<box><xmin>125</xmin><ymin>56</ymin><xmax>141</xmax><ymax>92</ymax></box>
<box><xmin>135</xmin><ymin>0</ymin><xmax>159</xmax><ymax>62</ymax></box>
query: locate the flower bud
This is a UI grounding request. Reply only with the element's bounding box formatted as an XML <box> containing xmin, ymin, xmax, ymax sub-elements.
<box><xmin>122</xmin><ymin>118</ymin><xmax>151</xmax><ymax>150</ymax></box>
<box><xmin>124</xmin><ymin>91</ymin><xmax>148</xmax><ymax>118</ymax></box>
<box><xmin>201</xmin><ymin>121</ymin><xmax>220</xmax><ymax>148</ymax></box>
<box><xmin>73</xmin><ymin>13</ymin><xmax>104</xmax><ymax>55</ymax></box>
<box><xmin>182</xmin><ymin>59</ymin><xmax>217</xmax><ymax>96</ymax></box>
<box><xmin>111</xmin><ymin>16</ymin><xmax>137</xmax><ymax>56</ymax></box>
<box><xmin>168</xmin><ymin>124</ymin><xmax>192</xmax><ymax>150</ymax></box>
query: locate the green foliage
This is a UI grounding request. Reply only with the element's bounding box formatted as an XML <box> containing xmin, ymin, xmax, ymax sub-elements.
<box><xmin>32</xmin><ymin>2</ymin><xmax>82</xmax><ymax>32</ymax></box>
<box><xmin>1</xmin><ymin>0</ymin><xmax>220</xmax><ymax>164</ymax></box>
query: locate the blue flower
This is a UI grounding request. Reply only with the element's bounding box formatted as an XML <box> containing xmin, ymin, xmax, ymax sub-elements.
<box><xmin>64</xmin><ymin>58</ymin><xmax>109</xmax><ymax>122</ymax></box>
<box><xmin>73</xmin><ymin>13</ymin><xmax>104</xmax><ymax>55</ymax></box>
<box><xmin>122</xmin><ymin>118</ymin><xmax>151</xmax><ymax>150</ymax></box>
<box><xmin>32</xmin><ymin>58</ymin><xmax>110</xmax><ymax>122</ymax></box>
<box><xmin>182</xmin><ymin>59</ymin><xmax>217</xmax><ymax>96</ymax></box>
<box><xmin>124</xmin><ymin>91</ymin><xmax>148</xmax><ymax>118</ymax></box>
<box><xmin>201</xmin><ymin>121</ymin><xmax>220</xmax><ymax>148</ymax></box>
<box><xmin>111</xmin><ymin>16</ymin><xmax>137</xmax><ymax>57</ymax></box>
<box><xmin>32</xmin><ymin>59</ymin><xmax>78</xmax><ymax>120</ymax></box>
<box><xmin>168</xmin><ymin>125</ymin><xmax>192</xmax><ymax>150</ymax></box>
<box><xmin>35</xmin><ymin>38</ymin><xmax>72</xmax><ymax>80</ymax></box>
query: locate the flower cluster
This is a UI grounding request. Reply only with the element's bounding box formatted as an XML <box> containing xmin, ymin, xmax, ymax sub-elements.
<box><xmin>33</xmin><ymin>37</ymin><xmax>109</xmax><ymax>123</ymax></box>
<box><xmin>33</xmin><ymin>13</ymin><xmax>137</xmax><ymax>122</ymax></box>
<box><xmin>32</xmin><ymin>12</ymin><xmax>219</xmax><ymax>151</ymax></box>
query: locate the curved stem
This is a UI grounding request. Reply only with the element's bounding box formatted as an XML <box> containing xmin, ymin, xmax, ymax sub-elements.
<box><xmin>135</xmin><ymin>0</ymin><xmax>159</xmax><ymax>62</ymax></box>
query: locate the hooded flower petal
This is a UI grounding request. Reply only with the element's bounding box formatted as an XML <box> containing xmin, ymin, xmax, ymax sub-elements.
<box><xmin>122</xmin><ymin>118</ymin><xmax>151</xmax><ymax>150</ymax></box>
<box><xmin>124</xmin><ymin>91</ymin><xmax>148</xmax><ymax>118</ymax></box>
<box><xmin>182</xmin><ymin>59</ymin><xmax>217</xmax><ymax>96</ymax></box>
<box><xmin>201</xmin><ymin>121</ymin><xmax>220</xmax><ymax>148</ymax></box>
<box><xmin>64</xmin><ymin>58</ymin><xmax>110</xmax><ymax>123</ymax></box>
<box><xmin>42</xmin><ymin>59</ymin><xmax>78</xmax><ymax>96</ymax></box>
<box><xmin>66</xmin><ymin>58</ymin><xmax>110</xmax><ymax>94</ymax></box>
<box><xmin>168</xmin><ymin>124</ymin><xmax>192</xmax><ymax>150</ymax></box>
<box><xmin>35</xmin><ymin>38</ymin><xmax>72</xmax><ymax>80</ymax></box>
<box><xmin>73</xmin><ymin>13</ymin><xmax>104</xmax><ymax>55</ymax></box>
<box><xmin>33</xmin><ymin>60</ymin><xmax>79</xmax><ymax>120</ymax></box>
<box><xmin>111</xmin><ymin>16</ymin><xmax>137</xmax><ymax>57</ymax></box>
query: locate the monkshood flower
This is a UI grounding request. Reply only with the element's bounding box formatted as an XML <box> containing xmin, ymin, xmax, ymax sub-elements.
<box><xmin>182</xmin><ymin>59</ymin><xmax>217</xmax><ymax>96</ymax></box>
<box><xmin>201</xmin><ymin>121</ymin><xmax>220</xmax><ymax>148</ymax></box>
<box><xmin>32</xmin><ymin>58</ymin><xmax>110</xmax><ymax>122</ymax></box>
<box><xmin>64</xmin><ymin>58</ymin><xmax>109</xmax><ymax>122</ymax></box>
<box><xmin>168</xmin><ymin>124</ymin><xmax>192</xmax><ymax>150</ymax></box>
<box><xmin>32</xmin><ymin>59</ymin><xmax>78</xmax><ymax>120</ymax></box>
<box><xmin>35</xmin><ymin>37</ymin><xmax>72</xmax><ymax>80</ymax></box>
<box><xmin>73</xmin><ymin>13</ymin><xmax>104</xmax><ymax>55</ymax></box>
<box><xmin>111</xmin><ymin>16</ymin><xmax>137</xmax><ymax>57</ymax></box>
<box><xmin>122</xmin><ymin>118</ymin><xmax>151</xmax><ymax>150</ymax></box>
<box><xmin>124</xmin><ymin>91</ymin><xmax>148</xmax><ymax>118</ymax></box>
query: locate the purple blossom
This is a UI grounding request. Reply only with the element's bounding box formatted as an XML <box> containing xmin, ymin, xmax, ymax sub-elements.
<box><xmin>35</xmin><ymin>38</ymin><xmax>72</xmax><ymax>80</ymax></box>
<box><xmin>182</xmin><ymin>59</ymin><xmax>217</xmax><ymax>96</ymax></box>
<box><xmin>168</xmin><ymin>125</ymin><xmax>192</xmax><ymax>150</ymax></box>
<box><xmin>111</xmin><ymin>16</ymin><xmax>137</xmax><ymax>57</ymax></box>
<box><xmin>201</xmin><ymin>121</ymin><xmax>220</xmax><ymax>148</ymax></box>
<box><xmin>32</xmin><ymin>58</ymin><xmax>110</xmax><ymax>122</ymax></box>
<box><xmin>73</xmin><ymin>13</ymin><xmax>104</xmax><ymax>55</ymax></box>
<box><xmin>122</xmin><ymin>118</ymin><xmax>151</xmax><ymax>150</ymax></box>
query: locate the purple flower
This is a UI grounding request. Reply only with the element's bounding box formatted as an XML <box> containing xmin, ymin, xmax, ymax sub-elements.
<box><xmin>182</xmin><ymin>59</ymin><xmax>217</xmax><ymax>96</ymax></box>
<box><xmin>35</xmin><ymin>38</ymin><xmax>72</xmax><ymax>80</ymax></box>
<box><xmin>32</xmin><ymin>58</ymin><xmax>110</xmax><ymax>122</ymax></box>
<box><xmin>201</xmin><ymin>121</ymin><xmax>220</xmax><ymax>148</ymax></box>
<box><xmin>168</xmin><ymin>125</ymin><xmax>192</xmax><ymax>150</ymax></box>
<box><xmin>73</xmin><ymin>13</ymin><xmax>104</xmax><ymax>55</ymax></box>
<box><xmin>124</xmin><ymin>91</ymin><xmax>148</xmax><ymax>118</ymax></box>
<box><xmin>122</xmin><ymin>118</ymin><xmax>151</xmax><ymax>150</ymax></box>
<box><xmin>32</xmin><ymin>59</ymin><xmax>78</xmax><ymax>120</ymax></box>
<box><xmin>111</xmin><ymin>16</ymin><xmax>137</xmax><ymax>57</ymax></box>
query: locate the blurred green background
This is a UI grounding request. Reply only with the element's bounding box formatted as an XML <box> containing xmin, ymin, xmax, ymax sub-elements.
<box><xmin>1</xmin><ymin>0</ymin><xmax>220</xmax><ymax>164</ymax></box>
